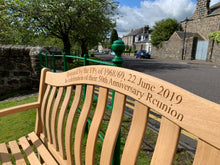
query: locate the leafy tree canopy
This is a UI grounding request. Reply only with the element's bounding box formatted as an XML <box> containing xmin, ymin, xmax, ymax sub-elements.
<box><xmin>1</xmin><ymin>0</ymin><xmax>118</xmax><ymax>56</ymax></box>
<box><xmin>151</xmin><ymin>18</ymin><xmax>179</xmax><ymax>46</ymax></box>
<box><xmin>208</xmin><ymin>31</ymin><xmax>220</xmax><ymax>43</ymax></box>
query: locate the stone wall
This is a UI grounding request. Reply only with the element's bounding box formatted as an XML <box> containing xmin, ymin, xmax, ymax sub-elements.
<box><xmin>151</xmin><ymin>33</ymin><xmax>195</xmax><ymax>60</ymax></box>
<box><xmin>207</xmin><ymin>40</ymin><xmax>220</xmax><ymax>62</ymax></box>
<box><xmin>0</xmin><ymin>45</ymin><xmax>61</xmax><ymax>98</ymax></box>
<box><xmin>183</xmin><ymin>15</ymin><xmax>220</xmax><ymax>40</ymax></box>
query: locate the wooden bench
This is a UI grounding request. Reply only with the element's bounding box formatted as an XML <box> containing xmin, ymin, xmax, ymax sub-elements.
<box><xmin>0</xmin><ymin>65</ymin><xmax>220</xmax><ymax>165</ymax></box>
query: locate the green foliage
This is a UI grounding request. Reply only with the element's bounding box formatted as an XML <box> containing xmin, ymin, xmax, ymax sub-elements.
<box><xmin>208</xmin><ymin>31</ymin><xmax>220</xmax><ymax>43</ymax></box>
<box><xmin>110</xmin><ymin>29</ymin><xmax>119</xmax><ymax>45</ymax></box>
<box><xmin>0</xmin><ymin>96</ymin><xmax>38</xmax><ymax>143</ymax></box>
<box><xmin>151</xmin><ymin>18</ymin><xmax>179</xmax><ymax>46</ymax></box>
<box><xmin>1</xmin><ymin>0</ymin><xmax>118</xmax><ymax>55</ymax></box>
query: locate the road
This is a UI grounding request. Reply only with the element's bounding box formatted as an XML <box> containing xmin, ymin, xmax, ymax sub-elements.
<box><xmin>97</xmin><ymin>54</ymin><xmax>220</xmax><ymax>154</ymax></box>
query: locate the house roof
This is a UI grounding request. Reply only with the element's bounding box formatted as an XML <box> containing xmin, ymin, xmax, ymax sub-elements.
<box><xmin>175</xmin><ymin>31</ymin><xmax>205</xmax><ymax>40</ymax></box>
<box><xmin>125</xmin><ymin>27</ymin><xmax>143</xmax><ymax>36</ymax></box>
<box><xmin>124</xmin><ymin>26</ymin><xmax>149</xmax><ymax>37</ymax></box>
<box><xmin>209</xmin><ymin>2</ymin><xmax>220</xmax><ymax>16</ymax></box>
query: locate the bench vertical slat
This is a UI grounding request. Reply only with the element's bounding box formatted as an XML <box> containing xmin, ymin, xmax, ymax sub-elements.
<box><xmin>100</xmin><ymin>92</ymin><xmax>126</xmax><ymax>165</ymax></box>
<box><xmin>18</xmin><ymin>136</ymin><xmax>42</xmax><ymax>165</ymax></box>
<box><xmin>51</xmin><ymin>87</ymin><xmax>64</xmax><ymax>151</ymax></box>
<box><xmin>65</xmin><ymin>85</ymin><xmax>83</xmax><ymax>165</ymax></box>
<box><xmin>0</xmin><ymin>143</ymin><xmax>12</xmax><ymax>165</ymax></box>
<box><xmin>193</xmin><ymin>139</ymin><xmax>220</xmax><ymax>165</ymax></box>
<box><xmin>46</xmin><ymin>86</ymin><xmax>57</xmax><ymax>144</ymax></box>
<box><xmin>85</xmin><ymin>87</ymin><xmax>108</xmax><ymax>165</ymax></box>
<box><xmin>151</xmin><ymin>117</ymin><xmax>180</xmax><ymax>165</ymax></box>
<box><xmin>121</xmin><ymin>101</ymin><xmax>149</xmax><ymax>165</ymax></box>
<box><xmin>41</xmin><ymin>85</ymin><xmax>51</xmax><ymax>135</ymax></box>
<box><xmin>8</xmin><ymin>140</ymin><xmax>26</xmax><ymax>164</ymax></box>
<box><xmin>57</xmin><ymin>86</ymin><xmax>73</xmax><ymax>159</ymax></box>
<box><xmin>74</xmin><ymin>85</ymin><xmax>94</xmax><ymax>165</ymax></box>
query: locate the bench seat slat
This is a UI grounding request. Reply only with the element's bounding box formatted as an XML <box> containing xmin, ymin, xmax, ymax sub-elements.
<box><xmin>100</xmin><ymin>92</ymin><xmax>126</xmax><ymax>165</ymax></box>
<box><xmin>8</xmin><ymin>140</ymin><xmax>26</xmax><ymax>164</ymax></box>
<box><xmin>0</xmin><ymin>143</ymin><xmax>12</xmax><ymax>165</ymax></box>
<box><xmin>28</xmin><ymin>132</ymin><xmax>58</xmax><ymax>165</ymax></box>
<box><xmin>121</xmin><ymin>101</ymin><xmax>150</xmax><ymax>165</ymax></box>
<box><xmin>74</xmin><ymin>85</ymin><xmax>94</xmax><ymax>165</ymax></box>
<box><xmin>18</xmin><ymin>136</ymin><xmax>42</xmax><ymax>165</ymax></box>
<box><xmin>151</xmin><ymin>117</ymin><xmax>180</xmax><ymax>165</ymax></box>
<box><xmin>86</xmin><ymin>87</ymin><xmax>108</xmax><ymax>165</ymax></box>
<box><xmin>193</xmin><ymin>139</ymin><xmax>220</xmax><ymax>165</ymax></box>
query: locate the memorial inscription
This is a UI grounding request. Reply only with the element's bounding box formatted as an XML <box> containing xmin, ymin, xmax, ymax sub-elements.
<box><xmin>65</xmin><ymin>67</ymin><xmax>184</xmax><ymax>121</ymax></box>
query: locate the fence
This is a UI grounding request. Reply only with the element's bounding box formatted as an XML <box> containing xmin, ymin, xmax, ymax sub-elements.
<box><xmin>39</xmin><ymin>40</ymin><xmax>125</xmax><ymax>165</ymax></box>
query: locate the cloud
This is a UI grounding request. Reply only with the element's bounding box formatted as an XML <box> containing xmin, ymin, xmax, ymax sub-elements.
<box><xmin>210</xmin><ymin>0</ymin><xmax>219</xmax><ymax>6</ymax></box>
<box><xmin>116</xmin><ymin>0</ymin><xmax>196</xmax><ymax>37</ymax></box>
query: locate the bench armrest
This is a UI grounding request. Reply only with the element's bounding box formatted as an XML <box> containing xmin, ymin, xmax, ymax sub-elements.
<box><xmin>0</xmin><ymin>102</ymin><xmax>40</xmax><ymax>118</ymax></box>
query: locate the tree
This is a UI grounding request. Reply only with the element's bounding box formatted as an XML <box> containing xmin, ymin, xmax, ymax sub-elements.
<box><xmin>2</xmin><ymin>0</ymin><xmax>118</xmax><ymax>56</ymax></box>
<box><xmin>151</xmin><ymin>18</ymin><xmax>179</xmax><ymax>46</ymax></box>
<box><xmin>110</xmin><ymin>29</ymin><xmax>118</xmax><ymax>46</ymax></box>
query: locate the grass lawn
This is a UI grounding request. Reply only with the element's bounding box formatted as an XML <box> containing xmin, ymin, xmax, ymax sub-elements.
<box><xmin>0</xmin><ymin>96</ymin><xmax>38</xmax><ymax>143</ymax></box>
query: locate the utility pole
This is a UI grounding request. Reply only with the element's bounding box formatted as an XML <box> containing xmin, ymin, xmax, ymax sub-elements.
<box><xmin>182</xmin><ymin>17</ymin><xmax>189</xmax><ymax>60</ymax></box>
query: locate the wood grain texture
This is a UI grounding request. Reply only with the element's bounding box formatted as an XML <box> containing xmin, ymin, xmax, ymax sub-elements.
<box><xmin>0</xmin><ymin>102</ymin><xmax>39</xmax><ymax>118</ymax></box>
<box><xmin>35</xmin><ymin>68</ymin><xmax>50</xmax><ymax>135</ymax></box>
<box><xmin>65</xmin><ymin>85</ymin><xmax>83</xmax><ymax>164</ymax></box>
<box><xmin>51</xmin><ymin>87</ymin><xmax>64</xmax><ymax>150</ymax></box>
<box><xmin>74</xmin><ymin>85</ymin><xmax>94</xmax><ymax>165</ymax></box>
<box><xmin>40</xmin><ymin>85</ymin><xmax>51</xmax><ymax>135</ymax></box>
<box><xmin>45</xmin><ymin>65</ymin><xmax>220</xmax><ymax>150</ymax></box>
<box><xmin>0</xmin><ymin>143</ymin><xmax>12</xmax><ymax>165</ymax></box>
<box><xmin>100</xmin><ymin>92</ymin><xmax>126</xmax><ymax>165</ymax></box>
<box><xmin>193</xmin><ymin>139</ymin><xmax>220</xmax><ymax>165</ymax></box>
<box><xmin>19</xmin><ymin>136</ymin><xmax>42</xmax><ymax>165</ymax></box>
<box><xmin>28</xmin><ymin>132</ymin><xmax>58</xmax><ymax>165</ymax></box>
<box><xmin>121</xmin><ymin>101</ymin><xmax>149</xmax><ymax>165</ymax></box>
<box><xmin>45</xmin><ymin>86</ymin><xmax>57</xmax><ymax>144</ymax></box>
<box><xmin>151</xmin><ymin>117</ymin><xmax>180</xmax><ymax>165</ymax></box>
<box><xmin>57</xmin><ymin>86</ymin><xmax>73</xmax><ymax>159</ymax></box>
<box><xmin>86</xmin><ymin>87</ymin><xmax>108</xmax><ymax>165</ymax></box>
<box><xmin>8</xmin><ymin>140</ymin><xmax>26</xmax><ymax>164</ymax></box>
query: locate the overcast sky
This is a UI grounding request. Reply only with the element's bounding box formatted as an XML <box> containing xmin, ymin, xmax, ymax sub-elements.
<box><xmin>116</xmin><ymin>0</ymin><xmax>219</xmax><ymax>37</ymax></box>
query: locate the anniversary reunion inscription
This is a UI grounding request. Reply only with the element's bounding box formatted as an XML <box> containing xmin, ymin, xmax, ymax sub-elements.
<box><xmin>65</xmin><ymin>67</ymin><xmax>184</xmax><ymax>121</ymax></box>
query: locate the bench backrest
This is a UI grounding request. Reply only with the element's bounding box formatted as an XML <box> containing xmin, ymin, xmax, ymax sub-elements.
<box><xmin>35</xmin><ymin>65</ymin><xmax>220</xmax><ymax>165</ymax></box>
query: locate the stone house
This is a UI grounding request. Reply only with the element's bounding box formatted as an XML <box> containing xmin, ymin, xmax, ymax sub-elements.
<box><xmin>122</xmin><ymin>26</ymin><xmax>152</xmax><ymax>53</ymax></box>
<box><xmin>152</xmin><ymin>0</ymin><xmax>220</xmax><ymax>62</ymax></box>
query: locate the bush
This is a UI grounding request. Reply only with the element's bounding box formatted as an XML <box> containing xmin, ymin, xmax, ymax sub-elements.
<box><xmin>208</xmin><ymin>31</ymin><xmax>220</xmax><ymax>43</ymax></box>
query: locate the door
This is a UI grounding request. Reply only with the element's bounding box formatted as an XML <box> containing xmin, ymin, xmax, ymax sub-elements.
<box><xmin>195</xmin><ymin>41</ymin><xmax>209</xmax><ymax>60</ymax></box>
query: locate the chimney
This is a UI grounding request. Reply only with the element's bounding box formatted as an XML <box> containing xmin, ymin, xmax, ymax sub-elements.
<box><xmin>193</xmin><ymin>0</ymin><xmax>210</xmax><ymax>19</ymax></box>
<box><xmin>143</xmin><ymin>25</ymin><xmax>149</xmax><ymax>34</ymax></box>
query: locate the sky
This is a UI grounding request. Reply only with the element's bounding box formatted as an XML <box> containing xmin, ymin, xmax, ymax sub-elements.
<box><xmin>115</xmin><ymin>0</ymin><xmax>220</xmax><ymax>37</ymax></box>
